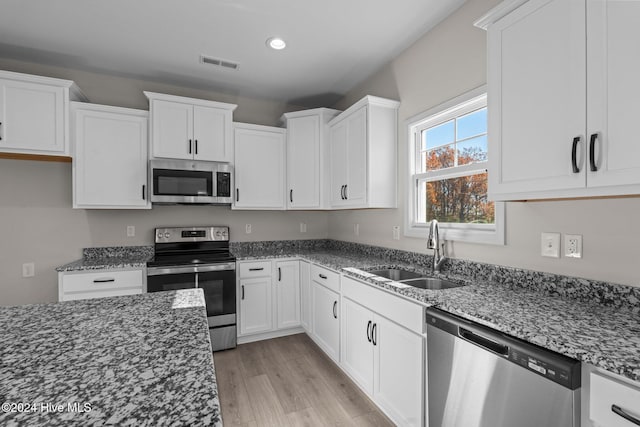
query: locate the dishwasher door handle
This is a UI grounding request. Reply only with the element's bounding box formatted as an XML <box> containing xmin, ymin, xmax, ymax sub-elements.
<box><xmin>459</xmin><ymin>327</ymin><xmax>509</xmax><ymax>356</ymax></box>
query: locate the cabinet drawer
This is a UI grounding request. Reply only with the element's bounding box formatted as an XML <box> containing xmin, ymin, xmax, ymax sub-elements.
<box><xmin>63</xmin><ymin>288</ymin><xmax>142</xmax><ymax>301</ymax></box>
<box><xmin>61</xmin><ymin>269</ymin><xmax>144</xmax><ymax>296</ymax></box>
<box><xmin>239</xmin><ymin>261</ymin><xmax>272</xmax><ymax>278</ymax></box>
<box><xmin>310</xmin><ymin>264</ymin><xmax>340</xmax><ymax>293</ymax></box>
<box><xmin>590</xmin><ymin>372</ymin><xmax>640</xmax><ymax>427</ymax></box>
<box><xmin>342</xmin><ymin>276</ymin><xmax>424</xmax><ymax>334</ymax></box>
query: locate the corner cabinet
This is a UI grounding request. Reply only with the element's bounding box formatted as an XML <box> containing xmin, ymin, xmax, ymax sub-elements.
<box><xmin>282</xmin><ymin>108</ymin><xmax>341</xmax><ymax>209</ymax></box>
<box><xmin>310</xmin><ymin>264</ymin><xmax>341</xmax><ymax>362</ymax></box>
<box><xmin>328</xmin><ymin>96</ymin><xmax>399</xmax><ymax>209</ymax></box>
<box><xmin>233</xmin><ymin>123</ymin><xmax>286</xmax><ymax>210</ymax></box>
<box><xmin>477</xmin><ymin>0</ymin><xmax>640</xmax><ymax>201</ymax></box>
<box><xmin>0</xmin><ymin>70</ymin><xmax>86</xmax><ymax>157</ymax></box>
<box><xmin>144</xmin><ymin>91</ymin><xmax>236</xmax><ymax>162</ymax></box>
<box><xmin>71</xmin><ymin>103</ymin><xmax>150</xmax><ymax>209</ymax></box>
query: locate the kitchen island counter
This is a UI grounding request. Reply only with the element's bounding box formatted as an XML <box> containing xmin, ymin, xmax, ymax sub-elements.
<box><xmin>0</xmin><ymin>289</ymin><xmax>221</xmax><ymax>426</ymax></box>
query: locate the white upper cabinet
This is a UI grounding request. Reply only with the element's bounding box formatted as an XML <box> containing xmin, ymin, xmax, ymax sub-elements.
<box><xmin>282</xmin><ymin>108</ymin><xmax>340</xmax><ymax>209</ymax></box>
<box><xmin>0</xmin><ymin>70</ymin><xmax>86</xmax><ymax>156</ymax></box>
<box><xmin>233</xmin><ymin>122</ymin><xmax>286</xmax><ymax>210</ymax></box>
<box><xmin>72</xmin><ymin>102</ymin><xmax>150</xmax><ymax>209</ymax></box>
<box><xmin>144</xmin><ymin>91</ymin><xmax>236</xmax><ymax>162</ymax></box>
<box><xmin>478</xmin><ymin>0</ymin><xmax>640</xmax><ymax>200</ymax></box>
<box><xmin>328</xmin><ymin>96</ymin><xmax>399</xmax><ymax>209</ymax></box>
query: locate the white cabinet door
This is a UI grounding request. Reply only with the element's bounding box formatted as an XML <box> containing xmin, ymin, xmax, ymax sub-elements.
<box><xmin>275</xmin><ymin>260</ymin><xmax>300</xmax><ymax>330</ymax></box>
<box><xmin>311</xmin><ymin>280</ymin><xmax>340</xmax><ymax>362</ymax></box>
<box><xmin>0</xmin><ymin>79</ymin><xmax>65</xmax><ymax>154</ymax></box>
<box><xmin>299</xmin><ymin>261</ymin><xmax>311</xmax><ymax>333</ymax></box>
<box><xmin>329</xmin><ymin>120</ymin><xmax>349</xmax><ymax>207</ymax></box>
<box><xmin>341</xmin><ymin>297</ymin><xmax>375</xmax><ymax>394</ymax></box>
<box><xmin>344</xmin><ymin>106</ymin><xmax>367</xmax><ymax>206</ymax></box>
<box><xmin>73</xmin><ymin>104</ymin><xmax>149</xmax><ymax>209</ymax></box>
<box><xmin>193</xmin><ymin>104</ymin><xmax>232</xmax><ymax>162</ymax></box>
<box><xmin>287</xmin><ymin>114</ymin><xmax>320</xmax><ymax>209</ymax></box>
<box><xmin>586</xmin><ymin>0</ymin><xmax>640</xmax><ymax>189</ymax></box>
<box><xmin>239</xmin><ymin>277</ymin><xmax>273</xmax><ymax>335</ymax></box>
<box><xmin>374</xmin><ymin>315</ymin><xmax>424</xmax><ymax>427</ymax></box>
<box><xmin>487</xmin><ymin>0</ymin><xmax>586</xmax><ymax>199</ymax></box>
<box><xmin>234</xmin><ymin>123</ymin><xmax>286</xmax><ymax>209</ymax></box>
<box><xmin>151</xmin><ymin>99</ymin><xmax>193</xmax><ymax>160</ymax></box>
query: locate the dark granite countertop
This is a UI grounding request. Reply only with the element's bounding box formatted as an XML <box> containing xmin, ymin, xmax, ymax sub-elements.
<box><xmin>0</xmin><ymin>289</ymin><xmax>221</xmax><ymax>426</ymax></box>
<box><xmin>234</xmin><ymin>246</ymin><xmax>640</xmax><ymax>383</ymax></box>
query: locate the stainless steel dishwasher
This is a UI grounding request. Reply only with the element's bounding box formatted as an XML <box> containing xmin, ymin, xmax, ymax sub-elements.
<box><xmin>426</xmin><ymin>307</ymin><xmax>581</xmax><ymax>427</ymax></box>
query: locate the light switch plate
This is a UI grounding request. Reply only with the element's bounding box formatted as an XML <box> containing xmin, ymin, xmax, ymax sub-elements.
<box><xmin>300</xmin><ymin>222</ymin><xmax>307</xmax><ymax>233</ymax></box>
<box><xmin>393</xmin><ymin>226</ymin><xmax>400</xmax><ymax>240</ymax></box>
<box><xmin>541</xmin><ymin>232</ymin><xmax>560</xmax><ymax>258</ymax></box>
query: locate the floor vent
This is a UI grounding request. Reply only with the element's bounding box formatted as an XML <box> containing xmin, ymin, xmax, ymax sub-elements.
<box><xmin>200</xmin><ymin>55</ymin><xmax>239</xmax><ymax>70</ymax></box>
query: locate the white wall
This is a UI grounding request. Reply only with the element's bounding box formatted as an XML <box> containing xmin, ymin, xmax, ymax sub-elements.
<box><xmin>0</xmin><ymin>59</ymin><xmax>326</xmax><ymax>307</ymax></box>
<box><xmin>329</xmin><ymin>0</ymin><xmax>640</xmax><ymax>288</ymax></box>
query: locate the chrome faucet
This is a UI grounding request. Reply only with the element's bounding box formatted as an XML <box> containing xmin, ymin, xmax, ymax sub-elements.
<box><xmin>427</xmin><ymin>219</ymin><xmax>446</xmax><ymax>273</ymax></box>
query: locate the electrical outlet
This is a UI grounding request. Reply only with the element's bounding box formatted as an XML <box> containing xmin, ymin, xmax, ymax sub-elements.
<box><xmin>564</xmin><ymin>234</ymin><xmax>582</xmax><ymax>258</ymax></box>
<box><xmin>245</xmin><ymin>224</ymin><xmax>252</xmax><ymax>234</ymax></box>
<box><xmin>354</xmin><ymin>223</ymin><xmax>360</xmax><ymax>236</ymax></box>
<box><xmin>393</xmin><ymin>226</ymin><xmax>400</xmax><ymax>240</ymax></box>
<box><xmin>300</xmin><ymin>222</ymin><xmax>307</xmax><ymax>233</ymax></box>
<box><xmin>22</xmin><ymin>262</ymin><xmax>35</xmax><ymax>278</ymax></box>
<box><xmin>126</xmin><ymin>225</ymin><xmax>135</xmax><ymax>237</ymax></box>
<box><xmin>541</xmin><ymin>232</ymin><xmax>561</xmax><ymax>258</ymax></box>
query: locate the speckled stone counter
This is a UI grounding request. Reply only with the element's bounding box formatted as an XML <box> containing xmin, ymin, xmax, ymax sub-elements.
<box><xmin>0</xmin><ymin>289</ymin><xmax>222</xmax><ymax>426</ymax></box>
<box><xmin>232</xmin><ymin>241</ymin><xmax>640</xmax><ymax>383</ymax></box>
<box><xmin>56</xmin><ymin>246</ymin><xmax>154</xmax><ymax>272</ymax></box>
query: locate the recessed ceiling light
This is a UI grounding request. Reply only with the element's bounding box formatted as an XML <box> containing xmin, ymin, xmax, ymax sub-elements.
<box><xmin>266</xmin><ymin>37</ymin><xmax>286</xmax><ymax>50</ymax></box>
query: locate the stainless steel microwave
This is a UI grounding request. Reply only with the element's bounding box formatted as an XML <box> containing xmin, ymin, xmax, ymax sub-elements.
<box><xmin>149</xmin><ymin>159</ymin><xmax>233</xmax><ymax>205</ymax></box>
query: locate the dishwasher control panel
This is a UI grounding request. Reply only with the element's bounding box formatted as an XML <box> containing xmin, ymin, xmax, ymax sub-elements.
<box><xmin>510</xmin><ymin>349</ymin><xmax>574</xmax><ymax>387</ymax></box>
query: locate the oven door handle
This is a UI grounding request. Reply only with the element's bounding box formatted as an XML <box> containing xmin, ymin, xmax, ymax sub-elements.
<box><xmin>147</xmin><ymin>262</ymin><xmax>236</xmax><ymax>276</ymax></box>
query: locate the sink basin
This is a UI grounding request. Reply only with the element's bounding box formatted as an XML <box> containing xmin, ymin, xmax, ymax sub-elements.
<box><xmin>367</xmin><ymin>268</ymin><xmax>423</xmax><ymax>281</ymax></box>
<box><xmin>399</xmin><ymin>277</ymin><xmax>463</xmax><ymax>290</ymax></box>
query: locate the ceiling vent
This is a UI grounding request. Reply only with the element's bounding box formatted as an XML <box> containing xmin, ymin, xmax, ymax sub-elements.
<box><xmin>200</xmin><ymin>55</ymin><xmax>239</xmax><ymax>71</ymax></box>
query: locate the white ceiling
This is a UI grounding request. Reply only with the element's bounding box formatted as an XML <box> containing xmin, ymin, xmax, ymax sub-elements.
<box><xmin>0</xmin><ymin>0</ymin><xmax>466</xmax><ymax>107</ymax></box>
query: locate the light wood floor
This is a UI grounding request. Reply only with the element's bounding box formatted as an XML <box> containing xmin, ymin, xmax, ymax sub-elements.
<box><xmin>213</xmin><ymin>333</ymin><xmax>395</xmax><ymax>426</ymax></box>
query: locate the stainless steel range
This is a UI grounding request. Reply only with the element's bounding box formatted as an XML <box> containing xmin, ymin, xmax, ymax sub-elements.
<box><xmin>146</xmin><ymin>226</ymin><xmax>236</xmax><ymax>351</ymax></box>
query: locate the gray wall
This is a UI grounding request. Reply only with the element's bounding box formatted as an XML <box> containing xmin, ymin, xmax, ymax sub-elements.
<box><xmin>329</xmin><ymin>0</ymin><xmax>640</xmax><ymax>288</ymax></box>
<box><xmin>0</xmin><ymin>58</ymin><xmax>327</xmax><ymax>307</ymax></box>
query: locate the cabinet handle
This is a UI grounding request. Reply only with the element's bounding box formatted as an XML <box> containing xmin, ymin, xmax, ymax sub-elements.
<box><xmin>188</xmin><ymin>139</ymin><xmax>192</xmax><ymax>154</ymax></box>
<box><xmin>195</xmin><ymin>139</ymin><xmax>198</xmax><ymax>155</ymax></box>
<box><xmin>333</xmin><ymin>301</ymin><xmax>337</xmax><ymax>319</ymax></box>
<box><xmin>278</xmin><ymin>267</ymin><xmax>282</xmax><ymax>281</ymax></box>
<box><xmin>0</xmin><ymin>121</ymin><xmax>2</xmax><ymax>140</ymax></box>
<box><xmin>249</xmin><ymin>267</ymin><xmax>264</xmax><ymax>271</ymax></box>
<box><xmin>241</xmin><ymin>285</ymin><xmax>245</xmax><ymax>300</ymax></box>
<box><xmin>571</xmin><ymin>136</ymin><xmax>580</xmax><ymax>173</ymax></box>
<box><xmin>142</xmin><ymin>184</ymin><xmax>146</xmax><ymax>200</ymax></box>
<box><xmin>319</xmin><ymin>274</ymin><xmax>327</xmax><ymax>280</ymax></box>
<box><xmin>612</xmin><ymin>405</ymin><xmax>640</xmax><ymax>426</ymax></box>
<box><xmin>93</xmin><ymin>278</ymin><xmax>115</xmax><ymax>283</ymax></box>
<box><xmin>344</xmin><ymin>185</ymin><xmax>348</xmax><ymax>200</ymax></box>
<box><xmin>589</xmin><ymin>133</ymin><xmax>598</xmax><ymax>172</ymax></box>
<box><xmin>340</xmin><ymin>185</ymin><xmax>346</xmax><ymax>200</ymax></box>
<box><xmin>290</xmin><ymin>189</ymin><xmax>293</xmax><ymax>203</ymax></box>
<box><xmin>236</xmin><ymin>188</ymin><xmax>239</xmax><ymax>202</ymax></box>
<box><xmin>367</xmin><ymin>320</ymin><xmax>372</xmax><ymax>343</ymax></box>
<box><xmin>372</xmin><ymin>323</ymin><xmax>377</xmax><ymax>345</ymax></box>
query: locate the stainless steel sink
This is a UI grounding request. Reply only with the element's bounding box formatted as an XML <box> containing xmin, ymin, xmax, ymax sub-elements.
<box><xmin>399</xmin><ymin>277</ymin><xmax>462</xmax><ymax>290</ymax></box>
<box><xmin>367</xmin><ymin>268</ymin><xmax>423</xmax><ymax>281</ymax></box>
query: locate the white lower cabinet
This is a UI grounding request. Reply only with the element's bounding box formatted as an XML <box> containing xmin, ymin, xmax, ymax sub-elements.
<box><xmin>239</xmin><ymin>276</ymin><xmax>273</xmax><ymax>335</ymax></box>
<box><xmin>341</xmin><ymin>276</ymin><xmax>425</xmax><ymax>426</ymax></box>
<box><xmin>275</xmin><ymin>260</ymin><xmax>300</xmax><ymax>329</ymax></box>
<box><xmin>311</xmin><ymin>272</ymin><xmax>340</xmax><ymax>362</ymax></box>
<box><xmin>299</xmin><ymin>261</ymin><xmax>312</xmax><ymax>333</ymax></box>
<box><xmin>58</xmin><ymin>268</ymin><xmax>145</xmax><ymax>302</ymax></box>
<box><xmin>237</xmin><ymin>259</ymin><xmax>302</xmax><ymax>341</ymax></box>
<box><xmin>588</xmin><ymin>369</ymin><xmax>640</xmax><ymax>427</ymax></box>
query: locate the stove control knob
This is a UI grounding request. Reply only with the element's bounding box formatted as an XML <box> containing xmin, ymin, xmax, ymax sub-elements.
<box><xmin>157</xmin><ymin>232</ymin><xmax>163</xmax><ymax>239</ymax></box>
<box><xmin>164</xmin><ymin>232</ymin><xmax>171</xmax><ymax>239</ymax></box>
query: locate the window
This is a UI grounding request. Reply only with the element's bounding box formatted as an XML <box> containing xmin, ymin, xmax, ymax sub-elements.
<box><xmin>406</xmin><ymin>87</ymin><xmax>504</xmax><ymax>244</ymax></box>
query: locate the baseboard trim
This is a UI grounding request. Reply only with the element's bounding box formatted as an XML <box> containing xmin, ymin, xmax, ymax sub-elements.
<box><xmin>237</xmin><ymin>326</ymin><xmax>305</xmax><ymax>344</ymax></box>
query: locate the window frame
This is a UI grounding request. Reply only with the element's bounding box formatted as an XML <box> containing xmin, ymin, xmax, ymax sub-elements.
<box><xmin>405</xmin><ymin>86</ymin><xmax>505</xmax><ymax>245</ymax></box>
